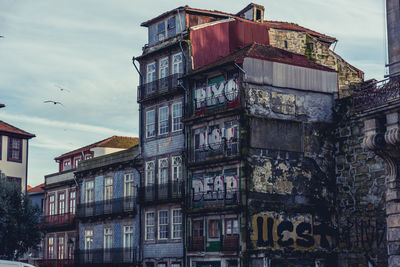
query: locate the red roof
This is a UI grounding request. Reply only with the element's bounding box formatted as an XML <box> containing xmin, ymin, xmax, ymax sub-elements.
<box><xmin>54</xmin><ymin>136</ymin><xmax>139</xmax><ymax>161</ymax></box>
<box><xmin>264</xmin><ymin>20</ymin><xmax>336</xmax><ymax>43</ymax></box>
<box><xmin>188</xmin><ymin>43</ymin><xmax>336</xmax><ymax>75</ymax></box>
<box><xmin>28</xmin><ymin>183</ymin><xmax>45</xmax><ymax>193</ymax></box>
<box><xmin>0</xmin><ymin>120</ymin><xmax>35</xmax><ymax>139</ymax></box>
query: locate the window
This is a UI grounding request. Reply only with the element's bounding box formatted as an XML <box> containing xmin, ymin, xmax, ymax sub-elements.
<box><xmin>193</xmin><ymin>220</ymin><xmax>204</xmax><ymax>237</ymax></box>
<box><xmin>158</xmin><ymin>158</ymin><xmax>168</xmax><ymax>185</ymax></box>
<box><xmin>171</xmin><ymin>264</ymin><xmax>181</xmax><ymax>267</ymax></box>
<box><xmin>158</xmin><ymin>264</ymin><xmax>167</xmax><ymax>267</ymax></box>
<box><xmin>147</xmin><ymin>62</ymin><xmax>156</xmax><ymax>83</ymax></box>
<box><xmin>208</xmin><ymin>220</ymin><xmax>219</xmax><ymax>238</ymax></box>
<box><xmin>284</xmin><ymin>40</ymin><xmax>288</xmax><ymax>49</ymax></box>
<box><xmin>157</xmin><ymin>21</ymin><xmax>166</xmax><ymax>41</ymax></box>
<box><xmin>159</xmin><ymin>57</ymin><xmax>169</xmax><ymax>79</ymax></box>
<box><xmin>225</xmin><ymin>218</ymin><xmax>239</xmax><ymax>236</ymax></box>
<box><xmin>172</xmin><ymin>209</ymin><xmax>182</xmax><ymax>239</ymax></box>
<box><xmin>104</xmin><ymin>177</ymin><xmax>113</xmax><ymax>200</ymax></box>
<box><xmin>49</xmin><ymin>195</ymin><xmax>55</xmax><ymax>216</ymax></box>
<box><xmin>172</xmin><ymin>53</ymin><xmax>183</xmax><ymax>74</ymax></box>
<box><xmin>7</xmin><ymin>137</ymin><xmax>22</xmax><ymax>162</ymax></box>
<box><xmin>145</xmin><ymin>161</ymin><xmax>155</xmax><ymax>185</ymax></box>
<box><xmin>172</xmin><ymin>156</ymin><xmax>182</xmax><ymax>181</ymax></box>
<box><xmin>172</xmin><ymin>103</ymin><xmax>182</xmax><ymax>132</ymax></box>
<box><xmin>48</xmin><ymin>237</ymin><xmax>54</xmax><ymax>259</ymax></box>
<box><xmin>58</xmin><ymin>193</ymin><xmax>65</xmax><ymax>214</ymax></box>
<box><xmin>69</xmin><ymin>191</ymin><xmax>76</xmax><ymax>214</ymax></box>
<box><xmin>167</xmin><ymin>16</ymin><xmax>176</xmax><ymax>37</ymax></box>
<box><xmin>123</xmin><ymin>226</ymin><xmax>134</xmax><ymax>248</ymax></box>
<box><xmin>124</xmin><ymin>173</ymin><xmax>134</xmax><ymax>197</ymax></box>
<box><xmin>158</xmin><ymin>210</ymin><xmax>169</xmax><ymax>239</ymax></box>
<box><xmin>104</xmin><ymin>227</ymin><xmax>112</xmax><ymax>249</ymax></box>
<box><xmin>84</xmin><ymin>230</ymin><xmax>93</xmax><ymax>249</ymax></box>
<box><xmin>85</xmin><ymin>181</ymin><xmax>94</xmax><ymax>203</ymax></box>
<box><xmin>57</xmin><ymin>236</ymin><xmax>64</xmax><ymax>259</ymax></box>
<box><xmin>74</xmin><ymin>157</ymin><xmax>81</xmax><ymax>168</ymax></box>
<box><xmin>63</xmin><ymin>160</ymin><xmax>71</xmax><ymax>170</ymax></box>
<box><xmin>159</xmin><ymin>106</ymin><xmax>169</xmax><ymax>135</ymax></box>
<box><xmin>6</xmin><ymin>176</ymin><xmax>21</xmax><ymax>190</ymax></box>
<box><xmin>145</xmin><ymin>212</ymin><xmax>155</xmax><ymax>240</ymax></box>
<box><xmin>146</xmin><ymin>110</ymin><xmax>156</xmax><ymax>138</ymax></box>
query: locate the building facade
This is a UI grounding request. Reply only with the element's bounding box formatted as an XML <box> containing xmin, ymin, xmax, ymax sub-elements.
<box><xmin>75</xmin><ymin>145</ymin><xmax>140</xmax><ymax>266</ymax></box>
<box><xmin>38</xmin><ymin>136</ymin><xmax>138</xmax><ymax>267</ymax></box>
<box><xmin>0</xmin><ymin>120</ymin><xmax>35</xmax><ymax>192</ymax></box>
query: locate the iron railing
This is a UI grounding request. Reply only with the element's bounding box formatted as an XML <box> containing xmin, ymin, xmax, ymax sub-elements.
<box><xmin>76</xmin><ymin>248</ymin><xmax>135</xmax><ymax>265</ymax></box>
<box><xmin>36</xmin><ymin>259</ymin><xmax>74</xmax><ymax>267</ymax></box>
<box><xmin>138</xmin><ymin>73</ymin><xmax>183</xmax><ymax>102</ymax></box>
<box><xmin>353</xmin><ymin>76</ymin><xmax>400</xmax><ymax>111</ymax></box>
<box><xmin>138</xmin><ymin>181</ymin><xmax>183</xmax><ymax>204</ymax></box>
<box><xmin>77</xmin><ymin>196</ymin><xmax>136</xmax><ymax>218</ymax></box>
<box><xmin>191</xmin><ymin>189</ymin><xmax>239</xmax><ymax>209</ymax></box>
<box><xmin>187</xmin><ymin>235</ymin><xmax>239</xmax><ymax>252</ymax></box>
<box><xmin>40</xmin><ymin>212</ymin><xmax>75</xmax><ymax>227</ymax></box>
<box><xmin>192</xmin><ymin>140</ymin><xmax>239</xmax><ymax>162</ymax></box>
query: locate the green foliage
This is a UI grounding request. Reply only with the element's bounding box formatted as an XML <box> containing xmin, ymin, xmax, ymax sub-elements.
<box><xmin>0</xmin><ymin>178</ymin><xmax>42</xmax><ymax>260</ymax></box>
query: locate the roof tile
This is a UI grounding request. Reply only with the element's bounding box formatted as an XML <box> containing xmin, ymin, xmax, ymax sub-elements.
<box><xmin>0</xmin><ymin>120</ymin><xmax>35</xmax><ymax>138</ymax></box>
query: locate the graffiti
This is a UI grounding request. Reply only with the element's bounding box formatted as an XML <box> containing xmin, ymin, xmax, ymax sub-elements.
<box><xmin>251</xmin><ymin>213</ymin><xmax>335</xmax><ymax>250</ymax></box>
<box><xmin>192</xmin><ymin>174</ymin><xmax>238</xmax><ymax>202</ymax></box>
<box><xmin>195</xmin><ymin>78</ymin><xmax>239</xmax><ymax>110</ymax></box>
<box><xmin>339</xmin><ymin>216</ymin><xmax>386</xmax><ymax>251</ymax></box>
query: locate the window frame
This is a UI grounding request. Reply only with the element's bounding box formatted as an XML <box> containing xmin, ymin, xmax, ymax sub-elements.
<box><xmin>225</xmin><ymin>218</ymin><xmax>239</xmax><ymax>236</ymax></box>
<box><xmin>146</xmin><ymin>62</ymin><xmax>156</xmax><ymax>83</ymax></box>
<box><xmin>48</xmin><ymin>236</ymin><xmax>55</xmax><ymax>259</ymax></box>
<box><xmin>58</xmin><ymin>192</ymin><xmax>65</xmax><ymax>215</ymax></box>
<box><xmin>48</xmin><ymin>194</ymin><xmax>55</xmax><ymax>216</ymax></box>
<box><xmin>104</xmin><ymin>227</ymin><xmax>113</xmax><ymax>249</ymax></box>
<box><xmin>145</xmin><ymin>161</ymin><xmax>155</xmax><ymax>186</ymax></box>
<box><xmin>104</xmin><ymin>177</ymin><xmax>113</xmax><ymax>200</ymax></box>
<box><xmin>158</xmin><ymin>158</ymin><xmax>168</xmax><ymax>185</ymax></box>
<box><xmin>192</xmin><ymin>220</ymin><xmax>204</xmax><ymax>238</ymax></box>
<box><xmin>171</xmin><ymin>209</ymin><xmax>182</xmax><ymax>239</ymax></box>
<box><xmin>84</xmin><ymin>229</ymin><xmax>94</xmax><ymax>250</ymax></box>
<box><xmin>171</xmin><ymin>156</ymin><xmax>182</xmax><ymax>181</ymax></box>
<box><xmin>57</xmin><ymin>236</ymin><xmax>64</xmax><ymax>259</ymax></box>
<box><xmin>7</xmin><ymin>137</ymin><xmax>22</xmax><ymax>163</ymax></box>
<box><xmin>158</xmin><ymin>106</ymin><xmax>169</xmax><ymax>135</ymax></box>
<box><xmin>123</xmin><ymin>225</ymin><xmax>134</xmax><ymax>248</ymax></box>
<box><xmin>158</xmin><ymin>210</ymin><xmax>169</xmax><ymax>240</ymax></box>
<box><xmin>146</xmin><ymin>110</ymin><xmax>156</xmax><ymax>138</ymax></box>
<box><xmin>172</xmin><ymin>53</ymin><xmax>183</xmax><ymax>74</ymax></box>
<box><xmin>172</xmin><ymin>102</ymin><xmax>182</xmax><ymax>132</ymax></box>
<box><xmin>124</xmin><ymin>173</ymin><xmax>135</xmax><ymax>198</ymax></box>
<box><xmin>145</xmin><ymin>211</ymin><xmax>155</xmax><ymax>241</ymax></box>
<box><xmin>69</xmin><ymin>190</ymin><xmax>76</xmax><ymax>214</ymax></box>
<box><xmin>159</xmin><ymin>57</ymin><xmax>169</xmax><ymax>79</ymax></box>
<box><xmin>85</xmin><ymin>180</ymin><xmax>94</xmax><ymax>203</ymax></box>
<box><xmin>208</xmin><ymin>219</ymin><xmax>220</xmax><ymax>239</ymax></box>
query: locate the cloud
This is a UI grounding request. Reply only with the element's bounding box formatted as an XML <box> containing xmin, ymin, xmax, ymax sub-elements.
<box><xmin>0</xmin><ymin>112</ymin><xmax>135</xmax><ymax>136</ymax></box>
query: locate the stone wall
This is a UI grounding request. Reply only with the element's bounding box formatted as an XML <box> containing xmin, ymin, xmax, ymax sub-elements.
<box><xmin>334</xmin><ymin>96</ymin><xmax>387</xmax><ymax>266</ymax></box>
<box><xmin>268</xmin><ymin>28</ymin><xmax>363</xmax><ymax>97</ymax></box>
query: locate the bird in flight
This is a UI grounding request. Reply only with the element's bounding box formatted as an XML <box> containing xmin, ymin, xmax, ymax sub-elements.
<box><xmin>55</xmin><ymin>85</ymin><xmax>70</xmax><ymax>92</ymax></box>
<box><xmin>44</xmin><ymin>100</ymin><xmax>64</xmax><ymax>106</ymax></box>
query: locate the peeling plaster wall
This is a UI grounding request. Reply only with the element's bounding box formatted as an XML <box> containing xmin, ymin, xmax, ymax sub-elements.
<box><xmin>334</xmin><ymin>97</ymin><xmax>387</xmax><ymax>267</ymax></box>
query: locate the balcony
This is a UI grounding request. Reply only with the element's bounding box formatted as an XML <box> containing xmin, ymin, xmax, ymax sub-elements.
<box><xmin>188</xmin><ymin>235</ymin><xmax>239</xmax><ymax>252</ymax></box>
<box><xmin>192</xmin><ymin>88</ymin><xmax>240</xmax><ymax>117</ymax></box>
<box><xmin>191</xmin><ymin>140</ymin><xmax>239</xmax><ymax>163</ymax></box>
<box><xmin>76</xmin><ymin>248</ymin><xmax>135</xmax><ymax>266</ymax></box>
<box><xmin>40</xmin><ymin>213</ymin><xmax>75</xmax><ymax>229</ymax></box>
<box><xmin>353</xmin><ymin>76</ymin><xmax>400</xmax><ymax>112</ymax></box>
<box><xmin>191</xmin><ymin>189</ymin><xmax>239</xmax><ymax>210</ymax></box>
<box><xmin>137</xmin><ymin>73</ymin><xmax>183</xmax><ymax>102</ymax></box>
<box><xmin>36</xmin><ymin>259</ymin><xmax>74</xmax><ymax>267</ymax></box>
<box><xmin>138</xmin><ymin>181</ymin><xmax>183</xmax><ymax>205</ymax></box>
<box><xmin>77</xmin><ymin>196</ymin><xmax>136</xmax><ymax>219</ymax></box>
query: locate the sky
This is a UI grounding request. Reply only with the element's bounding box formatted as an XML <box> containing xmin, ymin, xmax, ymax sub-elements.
<box><xmin>0</xmin><ymin>0</ymin><xmax>388</xmax><ymax>186</ymax></box>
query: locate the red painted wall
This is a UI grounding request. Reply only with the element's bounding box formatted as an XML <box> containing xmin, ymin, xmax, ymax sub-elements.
<box><xmin>190</xmin><ymin>20</ymin><xmax>269</xmax><ymax>69</ymax></box>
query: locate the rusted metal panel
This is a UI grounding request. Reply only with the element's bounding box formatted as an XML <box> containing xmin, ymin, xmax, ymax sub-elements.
<box><xmin>190</xmin><ymin>20</ymin><xmax>270</xmax><ymax>69</ymax></box>
<box><xmin>188</xmin><ymin>14</ymin><xmax>218</xmax><ymax>27</ymax></box>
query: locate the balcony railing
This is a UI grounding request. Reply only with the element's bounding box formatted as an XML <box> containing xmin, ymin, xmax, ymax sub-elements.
<box><xmin>36</xmin><ymin>259</ymin><xmax>74</xmax><ymax>267</ymax></box>
<box><xmin>192</xmin><ymin>139</ymin><xmax>239</xmax><ymax>162</ymax></box>
<box><xmin>193</xmin><ymin>90</ymin><xmax>240</xmax><ymax>117</ymax></box>
<box><xmin>40</xmin><ymin>213</ymin><xmax>75</xmax><ymax>227</ymax></box>
<box><xmin>188</xmin><ymin>235</ymin><xmax>239</xmax><ymax>252</ymax></box>
<box><xmin>191</xmin><ymin>189</ymin><xmax>239</xmax><ymax>209</ymax></box>
<box><xmin>353</xmin><ymin>76</ymin><xmax>400</xmax><ymax>111</ymax></box>
<box><xmin>138</xmin><ymin>181</ymin><xmax>183</xmax><ymax>204</ymax></box>
<box><xmin>188</xmin><ymin>237</ymin><xmax>204</xmax><ymax>252</ymax></box>
<box><xmin>76</xmin><ymin>248</ymin><xmax>135</xmax><ymax>265</ymax></box>
<box><xmin>138</xmin><ymin>73</ymin><xmax>183</xmax><ymax>102</ymax></box>
<box><xmin>77</xmin><ymin>196</ymin><xmax>136</xmax><ymax>218</ymax></box>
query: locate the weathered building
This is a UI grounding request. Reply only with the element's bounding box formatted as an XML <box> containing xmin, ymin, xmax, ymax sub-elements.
<box><xmin>75</xmin><ymin>145</ymin><xmax>140</xmax><ymax>266</ymax></box>
<box><xmin>38</xmin><ymin>136</ymin><xmax>138</xmax><ymax>267</ymax></box>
